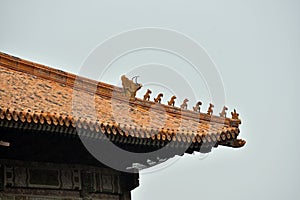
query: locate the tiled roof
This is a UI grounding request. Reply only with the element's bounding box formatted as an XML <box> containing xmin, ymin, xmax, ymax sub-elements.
<box><xmin>0</xmin><ymin>52</ymin><xmax>245</xmax><ymax>152</ymax></box>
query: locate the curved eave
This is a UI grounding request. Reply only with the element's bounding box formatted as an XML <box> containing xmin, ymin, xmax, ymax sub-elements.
<box><xmin>0</xmin><ymin>107</ymin><xmax>244</xmax><ymax>153</ymax></box>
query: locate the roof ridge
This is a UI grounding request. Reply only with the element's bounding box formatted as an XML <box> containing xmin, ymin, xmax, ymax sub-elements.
<box><xmin>0</xmin><ymin>51</ymin><xmax>120</xmax><ymax>92</ymax></box>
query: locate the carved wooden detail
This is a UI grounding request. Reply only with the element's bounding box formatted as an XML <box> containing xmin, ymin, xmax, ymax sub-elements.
<box><xmin>113</xmin><ymin>175</ymin><xmax>121</xmax><ymax>194</ymax></box>
<box><xmin>60</xmin><ymin>170</ymin><xmax>73</xmax><ymax>190</ymax></box>
<box><xmin>28</xmin><ymin>169</ymin><xmax>60</xmax><ymax>188</ymax></box>
<box><xmin>0</xmin><ymin>165</ymin><xmax>120</xmax><ymax>193</ymax></box>
<box><xmin>101</xmin><ymin>174</ymin><xmax>113</xmax><ymax>192</ymax></box>
<box><xmin>4</xmin><ymin>166</ymin><xmax>13</xmax><ymax>187</ymax></box>
<box><xmin>0</xmin><ymin>161</ymin><xmax>127</xmax><ymax>198</ymax></box>
<box><xmin>80</xmin><ymin>170</ymin><xmax>95</xmax><ymax>198</ymax></box>
<box><xmin>72</xmin><ymin>169</ymin><xmax>81</xmax><ymax>190</ymax></box>
<box><xmin>13</xmin><ymin>167</ymin><xmax>27</xmax><ymax>187</ymax></box>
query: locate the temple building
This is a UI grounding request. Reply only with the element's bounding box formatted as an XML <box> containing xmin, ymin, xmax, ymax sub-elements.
<box><xmin>0</xmin><ymin>52</ymin><xmax>245</xmax><ymax>199</ymax></box>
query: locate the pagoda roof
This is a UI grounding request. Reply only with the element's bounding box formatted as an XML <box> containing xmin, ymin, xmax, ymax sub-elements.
<box><xmin>0</xmin><ymin>51</ymin><xmax>245</xmax><ymax>155</ymax></box>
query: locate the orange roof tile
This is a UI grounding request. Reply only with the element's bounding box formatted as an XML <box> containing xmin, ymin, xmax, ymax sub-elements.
<box><xmin>0</xmin><ymin>52</ymin><xmax>245</xmax><ymax>152</ymax></box>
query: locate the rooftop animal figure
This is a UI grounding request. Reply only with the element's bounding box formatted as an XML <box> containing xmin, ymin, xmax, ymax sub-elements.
<box><xmin>221</xmin><ymin>139</ymin><xmax>246</xmax><ymax>148</ymax></box>
<box><xmin>207</xmin><ymin>103</ymin><xmax>214</xmax><ymax>116</ymax></box>
<box><xmin>193</xmin><ymin>101</ymin><xmax>202</xmax><ymax>112</ymax></box>
<box><xmin>231</xmin><ymin>109</ymin><xmax>239</xmax><ymax>119</ymax></box>
<box><xmin>180</xmin><ymin>98</ymin><xmax>189</xmax><ymax>109</ymax></box>
<box><xmin>219</xmin><ymin>106</ymin><xmax>228</xmax><ymax>117</ymax></box>
<box><xmin>154</xmin><ymin>93</ymin><xmax>163</xmax><ymax>103</ymax></box>
<box><xmin>143</xmin><ymin>89</ymin><xmax>152</xmax><ymax>101</ymax></box>
<box><xmin>121</xmin><ymin>75</ymin><xmax>142</xmax><ymax>99</ymax></box>
<box><xmin>168</xmin><ymin>95</ymin><xmax>177</xmax><ymax>107</ymax></box>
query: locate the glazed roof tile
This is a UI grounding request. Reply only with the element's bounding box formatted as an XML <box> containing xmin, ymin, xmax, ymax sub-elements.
<box><xmin>0</xmin><ymin>52</ymin><xmax>245</xmax><ymax>149</ymax></box>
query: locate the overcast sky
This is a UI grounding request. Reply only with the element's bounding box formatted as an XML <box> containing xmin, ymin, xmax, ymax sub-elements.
<box><xmin>1</xmin><ymin>0</ymin><xmax>299</xmax><ymax>200</ymax></box>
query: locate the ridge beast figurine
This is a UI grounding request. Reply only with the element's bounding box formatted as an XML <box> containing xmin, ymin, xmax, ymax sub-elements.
<box><xmin>207</xmin><ymin>103</ymin><xmax>214</xmax><ymax>116</ymax></box>
<box><xmin>121</xmin><ymin>75</ymin><xmax>142</xmax><ymax>99</ymax></box>
<box><xmin>219</xmin><ymin>106</ymin><xmax>228</xmax><ymax>118</ymax></box>
<box><xmin>154</xmin><ymin>93</ymin><xmax>164</xmax><ymax>103</ymax></box>
<box><xmin>180</xmin><ymin>98</ymin><xmax>189</xmax><ymax>109</ymax></box>
<box><xmin>193</xmin><ymin>101</ymin><xmax>202</xmax><ymax>112</ymax></box>
<box><xmin>143</xmin><ymin>89</ymin><xmax>152</xmax><ymax>101</ymax></box>
<box><xmin>168</xmin><ymin>95</ymin><xmax>177</xmax><ymax>107</ymax></box>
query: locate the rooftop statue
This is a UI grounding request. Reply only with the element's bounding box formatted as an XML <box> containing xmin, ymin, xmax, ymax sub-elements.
<box><xmin>121</xmin><ymin>75</ymin><xmax>142</xmax><ymax>99</ymax></box>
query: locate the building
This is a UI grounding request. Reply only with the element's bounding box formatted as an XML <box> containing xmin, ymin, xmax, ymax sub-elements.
<box><xmin>0</xmin><ymin>52</ymin><xmax>245</xmax><ymax>199</ymax></box>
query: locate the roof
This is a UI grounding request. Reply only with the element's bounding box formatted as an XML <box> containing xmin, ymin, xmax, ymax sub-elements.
<box><xmin>0</xmin><ymin>51</ymin><xmax>245</xmax><ymax>154</ymax></box>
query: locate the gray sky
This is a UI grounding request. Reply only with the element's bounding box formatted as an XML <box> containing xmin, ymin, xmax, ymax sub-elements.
<box><xmin>1</xmin><ymin>0</ymin><xmax>299</xmax><ymax>199</ymax></box>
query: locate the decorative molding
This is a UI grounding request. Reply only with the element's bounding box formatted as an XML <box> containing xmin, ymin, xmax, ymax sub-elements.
<box><xmin>14</xmin><ymin>167</ymin><xmax>27</xmax><ymax>187</ymax></box>
<box><xmin>72</xmin><ymin>169</ymin><xmax>81</xmax><ymax>190</ymax></box>
<box><xmin>4</xmin><ymin>166</ymin><xmax>13</xmax><ymax>187</ymax></box>
<box><xmin>101</xmin><ymin>174</ymin><xmax>113</xmax><ymax>192</ymax></box>
<box><xmin>61</xmin><ymin>170</ymin><xmax>73</xmax><ymax>190</ymax></box>
<box><xmin>0</xmin><ymin>191</ymin><xmax>82</xmax><ymax>200</ymax></box>
<box><xmin>0</xmin><ymin>161</ymin><xmax>123</xmax><ymax>195</ymax></box>
<box><xmin>28</xmin><ymin>168</ymin><xmax>60</xmax><ymax>189</ymax></box>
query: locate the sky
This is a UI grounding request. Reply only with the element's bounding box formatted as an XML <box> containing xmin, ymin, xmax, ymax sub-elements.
<box><xmin>0</xmin><ymin>0</ymin><xmax>299</xmax><ymax>199</ymax></box>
